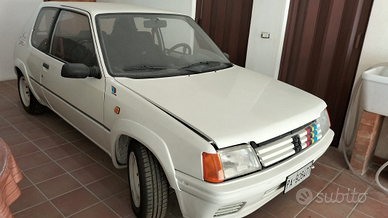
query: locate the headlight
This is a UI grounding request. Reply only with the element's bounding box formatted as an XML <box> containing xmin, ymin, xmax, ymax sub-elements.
<box><xmin>203</xmin><ymin>144</ymin><xmax>262</xmax><ymax>183</ymax></box>
<box><xmin>316</xmin><ymin>109</ymin><xmax>331</xmax><ymax>136</ymax></box>
<box><xmin>218</xmin><ymin>144</ymin><xmax>262</xmax><ymax>180</ymax></box>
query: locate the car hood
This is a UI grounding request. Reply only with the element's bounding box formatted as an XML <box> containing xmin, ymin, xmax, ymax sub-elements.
<box><xmin>115</xmin><ymin>66</ymin><xmax>326</xmax><ymax>148</ymax></box>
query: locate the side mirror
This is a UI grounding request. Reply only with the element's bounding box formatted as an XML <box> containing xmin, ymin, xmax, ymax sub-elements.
<box><xmin>61</xmin><ymin>63</ymin><xmax>101</xmax><ymax>79</ymax></box>
<box><xmin>223</xmin><ymin>53</ymin><xmax>230</xmax><ymax>60</ymax></box>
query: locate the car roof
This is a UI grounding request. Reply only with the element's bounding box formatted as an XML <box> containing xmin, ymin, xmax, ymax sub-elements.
<box><xmin>41</xmin><ymin>2</ymin><xmax>182</xmax><ymax>16</ymax></box>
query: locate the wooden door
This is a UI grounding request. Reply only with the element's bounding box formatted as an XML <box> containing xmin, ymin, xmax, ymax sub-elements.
<box><xmin>279</xmin><ymin>0</ymin><xmax>373</xmax><ymax>146</ymax></box>
<box><xmin>195</xmin><ymin>0</ymin><xmax>253</xmax><ymax>67</ymax></box>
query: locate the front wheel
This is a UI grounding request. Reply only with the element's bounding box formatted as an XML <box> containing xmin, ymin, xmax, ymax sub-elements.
<box><xmin>128</xmin><ymin>141</ymin><xmax>168</xmax><ymax>218</ymax></box>
<box><xmin>18</xmin><ymin>74</ymin><xmax>45</xmax><ymax>115</ymax></box>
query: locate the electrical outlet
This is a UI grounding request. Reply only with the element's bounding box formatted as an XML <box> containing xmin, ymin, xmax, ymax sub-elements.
<box><xmin>261</xmin><ymin>32</ymin><xmax>270</xmax><ymax>39</ymax></box>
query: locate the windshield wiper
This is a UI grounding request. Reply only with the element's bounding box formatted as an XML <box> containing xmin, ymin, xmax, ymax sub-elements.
<box><xmin>182</xmin><ymin>61</ymin><xmax>221</xmax><ymax>69</ymax></box>
<box><xmin>123</xmin><ymin>65</ymin><xmax>167</xmax><ymax>72</ymax></box>
<box><xmin>180</xmin><ymin>61</ymin><xmax>233</xmax><ymax>73</ymax></box>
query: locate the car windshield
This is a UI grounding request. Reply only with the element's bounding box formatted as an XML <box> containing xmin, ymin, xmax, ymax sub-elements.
<box><xmin>96</xmin><ymin>14</ymin><xmax>232</xmax><ymax>78</ymax></box>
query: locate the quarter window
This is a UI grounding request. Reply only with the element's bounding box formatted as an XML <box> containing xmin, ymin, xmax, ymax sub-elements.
<box><xmin>31</xmin><ymin>8</ymin><xmax>58</xmax><ymax>52</ymax></box>
<box><xmin>51</xmin><ymin>10</ymin><xmax>97</xmax><ymax>67</ymax></box>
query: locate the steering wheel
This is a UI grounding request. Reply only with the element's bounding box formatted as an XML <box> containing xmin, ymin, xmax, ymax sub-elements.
<box><xmin>78</xmin><ymin>39</ymin><xmax>92</xmax><ymax>47</ymax></box>
<box><xmin>167</xmin><ymin>43</ymin><xmax>192</xmax><ymax>55</ymax></box>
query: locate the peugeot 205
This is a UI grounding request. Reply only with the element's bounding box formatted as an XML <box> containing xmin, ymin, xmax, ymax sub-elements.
<box><xmin>14</xmin><ymin>2</ymin><xmax>334</xmax><ymax>218</ymax></box>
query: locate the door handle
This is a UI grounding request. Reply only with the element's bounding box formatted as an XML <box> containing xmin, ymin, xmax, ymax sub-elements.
<box><xmin>43</xmin><ymin>63</ymin><xmax>49</xmax><ymax>69</ymax></box>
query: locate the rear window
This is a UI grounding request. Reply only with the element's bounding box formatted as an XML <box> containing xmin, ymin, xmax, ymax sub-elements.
<box><xmin>31</xmin><ymin>8</ymin><xmax>58</xmax><ymax>52</ymax></box>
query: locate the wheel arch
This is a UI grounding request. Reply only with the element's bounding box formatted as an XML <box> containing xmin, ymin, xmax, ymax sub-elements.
<box><xmin>14</xmin><ymin>58</ymin><xmax>42</xmax><ymax>104</ymax></box>
<box><xmin>14</xmin><ymin>58</ymin><xmax>27</xmax><ymax>78</ymax></box>
<box><xmin>109</xmin><ymin>118</ymin><xmax>179</xmax><ymax>190</ymax></box>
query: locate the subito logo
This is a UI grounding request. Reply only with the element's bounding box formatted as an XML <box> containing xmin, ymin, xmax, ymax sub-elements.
<box><xmin>296</xmin><ymin>188</ymin><xmax>313</xmax><ymax>205</ymax></box>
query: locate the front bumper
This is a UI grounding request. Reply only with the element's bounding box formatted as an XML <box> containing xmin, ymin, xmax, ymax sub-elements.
<box><xmin>175</xmin><ymin>129</ymin><xmax>334</xmax><ymax>218</ymax></box>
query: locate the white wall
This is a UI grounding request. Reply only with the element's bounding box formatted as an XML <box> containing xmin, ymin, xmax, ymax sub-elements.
<box><xmin>245</xmin><ymin>0</ymin><xmax>290</xmax><ymax>79</ymax></box>
<box><xmin>96</xmin><ymin>0</ymin><xmax>196</xmax><ymax>18</ymax></box>
<box><xmin>341</xmin><ymin>0</ymin><xmax>388</xmax><ymax>158</ymax></box>
<box><xmin>0</xmin><ymin>0</ymin><xmax>42</xmax><ymax>81</ymax></box>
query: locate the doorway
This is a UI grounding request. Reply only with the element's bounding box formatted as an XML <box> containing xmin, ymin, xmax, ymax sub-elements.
<box><xmin>279</xmin><ymin>0</ymin><xmax>374</xmax><ymax>146</ymax></box>
<box><xmin>195</xmin><ymin>0</ymin><xmax>253</xmax><ymax>67</ymax></box>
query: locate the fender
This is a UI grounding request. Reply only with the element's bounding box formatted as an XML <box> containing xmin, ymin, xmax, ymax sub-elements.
<box><xmin>14</xmin><ymin>58</ymin><xmax>46</xmax><ymax>105</ymax></box>
<box><xmin>109</xmin><ymin>118</ymin><xmax>179</xmax><ymax>190</ymax></box>
<box><xmin>14</xmin><ymin>57</ymin><xmax>29</xmax><ymax>80</ymax></box>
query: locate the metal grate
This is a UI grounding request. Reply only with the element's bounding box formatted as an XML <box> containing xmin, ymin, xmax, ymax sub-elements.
<box><xmin>255</xmin><ymin>122</ymin><xmax>322</xmax><ymax>167</ymax></box>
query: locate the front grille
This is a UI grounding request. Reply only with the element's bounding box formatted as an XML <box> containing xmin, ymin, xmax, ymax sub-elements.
<box><xmin>255</xmin><ymin>122</ymin><xmax>322</xmax><ymax>167</ymax></box>
<box><xmin>214</xmin><ymin>202</ymin><xmax>246</xmax><ymax>217</ymax></box>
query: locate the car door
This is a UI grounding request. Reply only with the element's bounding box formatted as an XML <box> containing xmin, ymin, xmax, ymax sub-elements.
<box><xmin>41</xmin><ymin>9</ymin><xmax>108</xmax><ymax>150</ymax></box>
<box><xmin>27</xmin><ymin>7</ymin><xmax>59</xmax><ymax>106</ymax></box>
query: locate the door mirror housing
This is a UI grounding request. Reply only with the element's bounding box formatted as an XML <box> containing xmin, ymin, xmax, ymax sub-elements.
<box><xmin>61</xmin><ymin>63</ymin><xmax>101</xmax><ymax>79</ymax></box>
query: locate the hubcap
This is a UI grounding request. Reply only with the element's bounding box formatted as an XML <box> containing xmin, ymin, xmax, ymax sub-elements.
<box><xmin>129</xmin><ymin>152</ymin><xmax>141</xmax><ymax>207</ymax></box>
<box><xmin>19</xmin><ymin>76</ymin><xmax>30</xmax><ymax>107</ymax></box>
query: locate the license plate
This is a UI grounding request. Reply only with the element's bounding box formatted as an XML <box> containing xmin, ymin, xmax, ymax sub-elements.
<box><xmin>284</xmin><ymin>161</ymin><xmax>313</xmax><ymax>193</ymax></box>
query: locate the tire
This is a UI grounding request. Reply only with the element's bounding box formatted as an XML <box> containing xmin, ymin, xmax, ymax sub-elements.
<box><xmin>18</xmin><ymin>74</ymin><xmax>45</xmax><ymax>115</ymax></box>
<box><xmin>128</xmin><ymin>141</ymin><xmax>168</xmax><ymax>218</ymax></box>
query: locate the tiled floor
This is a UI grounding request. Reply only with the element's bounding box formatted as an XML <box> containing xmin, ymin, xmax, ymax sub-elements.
<box><xmin>1</xmin><ymin>79</ymin><xmax>388</xmax><ymax>218</ymax></box>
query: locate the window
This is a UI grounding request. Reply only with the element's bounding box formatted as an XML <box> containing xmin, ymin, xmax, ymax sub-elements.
<box><xmin>96</xmin><ymin>14</ymin><xmax>230</xmax><ymax>78</ymax></box>
<box><xmin>51</xmin><ymin>10</ymin><xmax>97</xmax><ymax>67</ymax></box>
<box><xmin>31</xmin><ymin>8</ymin><xmax>58</xmax><ymax>52</ymax></box>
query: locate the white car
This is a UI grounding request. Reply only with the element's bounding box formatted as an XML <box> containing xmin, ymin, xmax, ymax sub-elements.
<box><xmin>14</xmin><ymin>2</ymin><xmax>334</xmax><ymax>218</ymax></box>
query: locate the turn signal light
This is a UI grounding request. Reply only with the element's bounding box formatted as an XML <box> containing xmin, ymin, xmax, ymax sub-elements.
<box><xmin>325</xmin><ymin>109</ymin><xmax>331</xmax><ymax>127</ymax></box>
<box><xmin>202</xmin><ymin>152</ymin><xmax>224</xmax><ymax>183</ymax></box>
<box><xmin>114</xmin><ymin>106</ymin><xmax>120</xmax><ymax>114</ymax></box>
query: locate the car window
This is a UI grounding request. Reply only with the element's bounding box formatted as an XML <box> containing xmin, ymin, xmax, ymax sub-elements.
<box><xmin>50</xmin><ymin>10</ymin><xmax>97</xmax><ymax>67</ymax></box>
<box><xmin>158</xmin><ymin>18</ymin><xmax>192</xmax><ymax>53</ymax></box>
<box><xmin>31</xmin><ymin>8</ymin><xmax>58</xmax><ymax>52</ymax></box>
<box><xmin>96</xmin><ymin>14</ymin><xmax>231</xmax><ymax>78</ymax></box>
